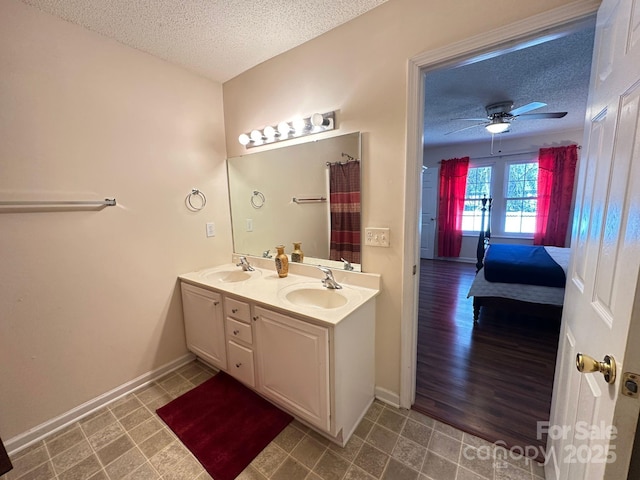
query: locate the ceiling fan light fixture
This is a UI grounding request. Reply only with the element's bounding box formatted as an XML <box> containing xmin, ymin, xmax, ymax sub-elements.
<box><xmin>485</xmin><ymin>121</ymin><xmax>510</xmax><ymax>134</ymax></box>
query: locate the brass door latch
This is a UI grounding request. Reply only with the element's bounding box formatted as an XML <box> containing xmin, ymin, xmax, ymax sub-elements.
<box><xmin>622</xmin><ymin>372</ymin><xmax>639</xmax><ymax>398</ymax></box>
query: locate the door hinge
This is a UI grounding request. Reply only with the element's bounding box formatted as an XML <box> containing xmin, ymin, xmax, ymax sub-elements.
<box><xmin>412</xmin><ymin>264</ymin><xmax>417</xmax><ymax>275</ymax></box>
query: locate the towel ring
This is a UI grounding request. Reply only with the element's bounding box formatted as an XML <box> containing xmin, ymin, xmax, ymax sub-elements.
<box><xmin>251</xmin><ymin>190</ymin><xmax>265</xmax><ymax>209</ymax></box>
<box><xmin>186</xmin><ymin>188</ymin><xmax>206</xmax><ymax>211</ymax></box>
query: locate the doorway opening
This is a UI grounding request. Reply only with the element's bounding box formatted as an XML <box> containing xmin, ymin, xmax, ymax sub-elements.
<box><xmin>412</xmin><ymin>18</ymin><xmax>595</xmax><ymax>454</ymax></box>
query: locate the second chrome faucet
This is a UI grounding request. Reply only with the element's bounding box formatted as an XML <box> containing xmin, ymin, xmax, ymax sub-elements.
<box><xmin>317</xmin><ymin>266</ymin><xmax>342</xmax><ymax>289</ymax></box>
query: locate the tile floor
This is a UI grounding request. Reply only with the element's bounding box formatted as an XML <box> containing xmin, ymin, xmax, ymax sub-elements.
<box><xmin>2</xmin><ymin>360</ymin><xmax>546</xmax><ymax>480</ymax></box>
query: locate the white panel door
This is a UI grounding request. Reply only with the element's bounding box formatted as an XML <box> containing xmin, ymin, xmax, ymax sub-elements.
<box><xmin>420</xmin><ymin>166</ymin><xmax>438</xmax><ymax>259</ymax></box>
<box><xmin>546</xmin><ymin>1</ymin><xmax>640</xmax><ymax>478</ymax></box>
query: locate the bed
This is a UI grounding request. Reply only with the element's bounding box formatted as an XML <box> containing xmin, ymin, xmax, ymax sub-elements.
<box><xmin>466</xmin><ymin>198</ymin><xmax>570</xmax><ymax>323</ymax></box>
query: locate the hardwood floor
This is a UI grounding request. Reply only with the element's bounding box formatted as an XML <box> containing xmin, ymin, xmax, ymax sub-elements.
<box><xmin>412</xmin><ymin>259</ymin><xmax>561</xmax><ymax>459</ymax></box>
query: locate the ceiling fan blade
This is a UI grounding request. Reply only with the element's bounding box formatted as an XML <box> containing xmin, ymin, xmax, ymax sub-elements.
<box><xmin>444</xmin><ymin>123</ymin><xmax>487</xmax><ymax>135</ymax></box>
<box><xmin>509</xmin><ymin>101</ymin><xmax>547</xmax><ymax>116</ymax></box>
<box><xmin>451</xmin><ymin>118</ymin><xmax>489</xmax><ymax>122</ymax></box>
<box><xmin>517</xmin><ymin>111</ymin><xmax>568</xmax><ymax>119</ymax></box>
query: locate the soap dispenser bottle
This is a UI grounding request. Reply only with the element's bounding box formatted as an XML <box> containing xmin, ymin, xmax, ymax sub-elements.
<box><xmin>275</xmin><ymin>245</ymin><xmax>289</xmax><ymax>278</ymax></box>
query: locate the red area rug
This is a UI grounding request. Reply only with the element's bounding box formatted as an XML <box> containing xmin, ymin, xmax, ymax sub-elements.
<box><xmin>157</xmin><ymin>372</ymin><xmax>292</xmax><ymax>480</ymax></box>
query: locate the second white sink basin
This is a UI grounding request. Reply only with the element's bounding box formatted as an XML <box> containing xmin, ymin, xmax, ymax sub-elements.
<box><xmin>285</xmin><ymin>288</ymin><xmax>348</xmax><ymax>309</ymax></box>
<box><xmin>278</xmin><ymin>282</ymin><xmax>363</xmax><ymax>310</ymax></box>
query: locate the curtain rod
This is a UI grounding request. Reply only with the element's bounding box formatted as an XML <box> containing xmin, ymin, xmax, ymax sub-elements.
<box><xmin>436</xmin><ymin>145</ymin><xmax>581</xmax><ymax>163</ymax></box>
<box><xmin>435</xmin><ymin>151</ymin><xmax>535</xmax><ymax>163</ymax></box>
<box><xmin>471</xmin><ymin>149</ymin><xmax>539</xmax><ymax>161</ymax></box>
<box><xmin>326</xmin><ymin>152</ymin><xmax>359</xmax><ymax>166</ymax></box>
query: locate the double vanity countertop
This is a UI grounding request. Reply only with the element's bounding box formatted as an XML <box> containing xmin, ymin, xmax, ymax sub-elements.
<box><xmin>179</xmin><ymin>256</ymin><xmax>381</xmax><ymax>326</ymax></box>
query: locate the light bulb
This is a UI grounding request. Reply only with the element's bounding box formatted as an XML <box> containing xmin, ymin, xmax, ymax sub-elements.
<box><xmin>250</xmin><ymin>129</ymin><xmax>263</xmax><ymax>142</ymax></box>
<box><xmin>310</xmin><ymin>113</ymin><xmax>329</xmax><ymax>127</ymax></box>
<box><xmin>263</xmin><ymin>125</ymin><xmax>277</xmax><ymax>139</ymax></box>
<box><xmin>292</xmin><ymin>117</ymin><xmax>307</xmax><ymax>132</ymax></box>
<box><xmin>277</xmin><ymin>121</ymin><xmax>291</xmax><ymax>136</ymax></box>
<box><xmin>485</xmin><ymin>122</ymin><xmax>510</xmax><ymax>134</ymax></box>
<box><xmin>238</xmin><ymin>133</ymin><xmax>250</xmax><ymax>146</ymax></box>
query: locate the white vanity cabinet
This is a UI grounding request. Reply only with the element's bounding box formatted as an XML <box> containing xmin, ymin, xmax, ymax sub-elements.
<box><xmin>180</xmin><ymin>282</ymin><xmax>227</xmax><ymax>370</ymax></box>
<box><xmin>179</xmin><ymin>266</ymin><xmax>378</xmax><ymax>447</ymax></box>
<box><xmin>254</xmin><ymin>306</ymin><xmax>330</xmax><ymax>431</ymax></box>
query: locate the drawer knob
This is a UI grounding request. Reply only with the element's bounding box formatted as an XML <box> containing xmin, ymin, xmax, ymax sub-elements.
<box><xmin>253</xmin><ymin>316</ymin><xmax>259</xmax><ymax>321</ymax></box>
<box><xmin>233</xmin><ymin>330</ymin><xmax>240</xmax><ymax>335</ymax></box>
<box><xmin>213</xmin><ymin>301</ymin><xmax>220</xmax><ymax>306</ymax></box>
<box><xmin>235</xmin><ymin>362</ymin><xmax>242</xmax><ymax>368</ymax></box>
<box><xmin>232</xmin><ymin>308</ymin><xmax>238</xmax><ymax>313</ymax></box>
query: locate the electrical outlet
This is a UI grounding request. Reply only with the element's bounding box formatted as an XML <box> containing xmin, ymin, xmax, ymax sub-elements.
<box><xmin>206</xmin><ymin>222</ymin><xmax>216</xmax><ymax>237</ymax></box>
<box><xmin>365</xmin><ymin>227</ymin><xmax>390</xmax><ymax>247</ymax></box>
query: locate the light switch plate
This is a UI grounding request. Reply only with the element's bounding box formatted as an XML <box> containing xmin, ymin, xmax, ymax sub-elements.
<box><xmin>206</xmin><ymin>222</ymin><xmax>216</xmax><ymax>237</ymax></box>
<box><xmin>365</xmin><ymin>227</ymin><xmax>390</xmax><ymax>247</ymax></box>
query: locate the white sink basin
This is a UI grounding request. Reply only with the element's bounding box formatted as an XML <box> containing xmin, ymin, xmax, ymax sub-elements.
<box><xmin>285</xmin><ymin>288</ymin><xmax>348</xmax><ymax>309</ymax></box>
<box><xmin>202</xmin><ymin>269</ymin><xmax>261</xmax><ymax>283</ymax></box>
<box><xmin>279</xmin><ymin>283</ymin><xmax>360</xmax><ymax>310</ymax></box>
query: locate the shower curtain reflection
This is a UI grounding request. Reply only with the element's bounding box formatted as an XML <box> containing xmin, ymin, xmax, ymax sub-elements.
<box><xmin>329</xmin><ymin>161</ymin><xmax>361</xmax><ymax>264</ymax></box>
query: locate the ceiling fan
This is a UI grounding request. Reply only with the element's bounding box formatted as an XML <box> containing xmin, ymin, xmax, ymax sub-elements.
<box><xmin>446</xmin><ymin>100</ymin><xmax>568</xmax><ymax>135</ymax></box>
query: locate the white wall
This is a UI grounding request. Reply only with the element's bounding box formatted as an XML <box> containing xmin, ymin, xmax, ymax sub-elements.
<box><xmin>424</xmin><ymin>128</ymin><xmax>584</xmax><ymax>261</ymax></box>
<box><xmin>0</xmin><ymin>0</ymin><xmax>232</xmax><ymax>440</ymax></box>
<box><xmin>222</xmin><ymin>0</ymin><xmax>580</xmax><ymax>398</ymax></box>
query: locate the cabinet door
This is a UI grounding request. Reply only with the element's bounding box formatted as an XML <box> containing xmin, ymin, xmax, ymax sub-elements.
<box><xmin>254</xmin><ymin>307</ymin><xmax>330</xmax><ymax>431</ymax></box>
<box><xmin>180</xmin><ymin>283</ymin><xmax>227</xmax><ymax>370</ymax></box>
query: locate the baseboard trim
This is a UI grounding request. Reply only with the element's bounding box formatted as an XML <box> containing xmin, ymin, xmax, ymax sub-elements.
<box><xmin>375</xmin><ymin>386</ymin><xmax>400</xmax><ymax>409</ymax></box>
<box><xmin>6</xmin><ymin>353</ymin><xmax>195</xmax><ymax>455</ymax></box>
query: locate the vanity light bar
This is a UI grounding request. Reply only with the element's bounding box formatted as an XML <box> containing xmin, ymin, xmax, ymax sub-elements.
<box><xmin>238</xmin><ymin>111</ymin><xmax>335</xmax><ymax>149</ymax></box>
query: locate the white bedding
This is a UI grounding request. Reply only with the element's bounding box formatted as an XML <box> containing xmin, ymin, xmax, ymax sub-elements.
<box><xmin>467</xmin><ymin>246</ymin><xmax>571</xmax><ymax>306</ymax></box>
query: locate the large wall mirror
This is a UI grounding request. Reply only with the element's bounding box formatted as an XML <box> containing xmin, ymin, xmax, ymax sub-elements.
<box><xmin>227</xmin><ymin>132</ymin><xmax>362</xmax><ymax>271</ymax></box>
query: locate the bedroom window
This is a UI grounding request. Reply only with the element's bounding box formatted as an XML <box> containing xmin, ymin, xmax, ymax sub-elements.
<box><xmin>461</xmin><ymin>165</ymin><xmax>492</xmax><ymax>232</ymax></box>
<box><xmin>504</xmin><ymin>161</ymin><xmax>538</xmax><ymax>234</ymax></box>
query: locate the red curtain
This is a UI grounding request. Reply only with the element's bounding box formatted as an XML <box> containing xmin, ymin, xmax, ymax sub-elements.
<box><xmin>438</xmin><ymin>157</ymin><xmax>469</xmax><ymax>257</ymax></box>
<box><xmin>534</xmin><ymin>145</ymin><xmax>578</xmax><ymax>247</ymax></box>
<box><xmin>329</xmin><ymin>161</ymin><xmax>361</xmax><ymax>264</ymax></box>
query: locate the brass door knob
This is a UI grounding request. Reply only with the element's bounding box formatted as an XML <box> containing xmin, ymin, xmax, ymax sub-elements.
<box><xmin>576</xmin><ymin>353</ymin><xmax>616</xmax><ymax>384</ymax></box>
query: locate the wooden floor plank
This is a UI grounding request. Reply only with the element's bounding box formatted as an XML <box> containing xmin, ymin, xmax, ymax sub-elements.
<box><xmin>412</xmin><ymin>259</ymin><xmax>561</xmax><ymax>459</ymax></box>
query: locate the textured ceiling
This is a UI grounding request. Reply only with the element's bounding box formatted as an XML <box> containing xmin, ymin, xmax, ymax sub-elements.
<box><xmin>424</xmin><ymin>22</ymin><xmax>596</xmax><ymax>148</ymax></box>
<box><xmin>19</xmin><ymin>0</ymin><xmax>594</xmax><ymax>146</ymax></box>
<box><xmin>21</xmin><ymin>0</ymin><xmax>387</xmax><ymax>83</ymax></box>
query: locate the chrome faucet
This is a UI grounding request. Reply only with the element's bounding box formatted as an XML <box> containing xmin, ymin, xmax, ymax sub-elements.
<box><xmin>262</xmin><ymin>249</ymin><xmax>272</xmax><ymax>258</ymax></box>
<box><xmin>317</xmin><ymin>266</ymin><xmax>342</xmax><ymax>289</ymax></box>
<box><xmin>341</xmin><ymin>258</ymin><xmax>354</xmax><ymax>271</ymax></box>
<box><xmin>236</xmin><ymin>256</ymin><xmax>255</xmax><ymax>271</ymax></box>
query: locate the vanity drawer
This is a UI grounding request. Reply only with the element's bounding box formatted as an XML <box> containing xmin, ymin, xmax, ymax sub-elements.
<box><xmin>226</xmin><ymin>317</ymin><xmax>253</xmax><ymax>345</ymax></box>
<box><xmin>224</xmin><ymin>297</ymin><xmax>251</xmax><ymax>323</ymax></box>
<box><xmin>227</xmin><ymin>341</ymin><xmax>255</xmax><ymax>388</ymax></box>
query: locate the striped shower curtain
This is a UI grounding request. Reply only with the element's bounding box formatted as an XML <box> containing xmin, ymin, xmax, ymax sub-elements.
<box><xmin>329</xmin><ymin>161</ymin><xmax>361</xmax><ymax>264</ymax></box>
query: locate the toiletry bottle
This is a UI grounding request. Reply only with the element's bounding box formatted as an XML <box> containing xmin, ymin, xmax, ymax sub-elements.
<box><xmin>275</xmin><ymin>245</ymin><xmax>289</xmax><ymax>278</ymax></box>
<box><xmin>291</xmin><ymin>242</ymin><xmax>304</xmax><ymax>263</ymax></box>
